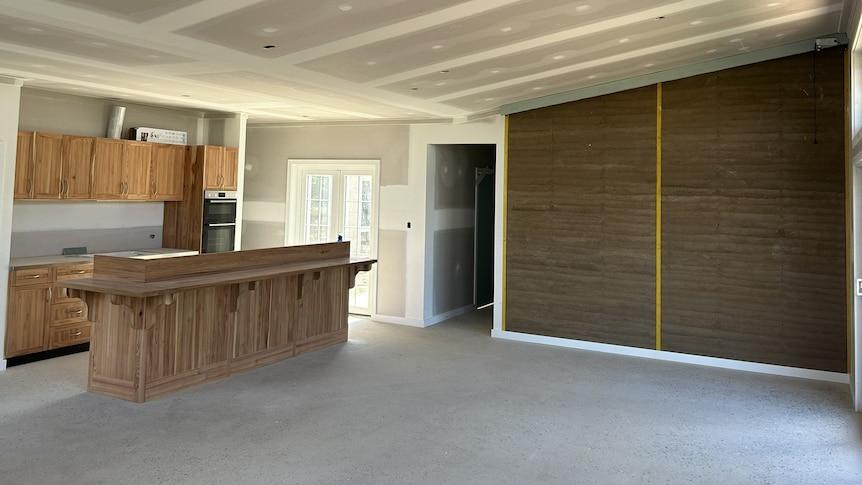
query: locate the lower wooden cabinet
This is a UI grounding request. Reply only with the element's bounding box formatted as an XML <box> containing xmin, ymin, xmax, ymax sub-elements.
<box><xmin>4</xmin><ymin>263</ymin><xmax>93</xmax><ymax>359</ymax></box>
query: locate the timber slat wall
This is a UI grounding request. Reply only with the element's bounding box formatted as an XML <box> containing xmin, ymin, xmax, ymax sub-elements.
<box><xmin>506</xmin><ymin>49</ymin><xmax>846</xmax><ymax>371</ymax></box>
<box><xmin>661</xmin><ymin>49</ymin><xmax>846</xmax><ymax>372</ymax></box>
<box><xmin>507</xmin><ymin>87</ymin><xmax>657</xmax><ymax>349</ymax></box>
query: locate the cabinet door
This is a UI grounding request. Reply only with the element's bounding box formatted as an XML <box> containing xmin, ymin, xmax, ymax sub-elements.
<box><xmin>222</xmin><ymin>147</ymin><xmax>238</xmax><ymax>191</ymax></box>
<box><xmin>32</xmin><ymin>133</ymin><xmax>64</xmax><ymax>199</ymax></box>
<box><xmin>5</xmin><ymin>285</ymin><xmax>49</xmax><ymax>358</ymax></box>
<box><xmin>123</xmin><ymin>141</ymin><xmax>153</xmax><ymax>200</ymax></box>
<box><xmin>14</xmin><ymin>131</ymin><xmax>34</xmax><ymax>199</ymax></box>
<box><xmin>61</xmin><ymin>136</ymin><xmax>94</xmax><ymax>199</ymax></box>
<box><xmin>203</xmin><ymin>145</ymin><xmax>223</xmax><ymax>189</ymax></box>
<box><xmin>92</xmin><ymin>138</ymin><xmax>125</xmax><ymax>199</ymax></box>
<box><xmin>151</xmin><ymin>144</ymin><xmax>185</xmax><ymax>201</ymax></box>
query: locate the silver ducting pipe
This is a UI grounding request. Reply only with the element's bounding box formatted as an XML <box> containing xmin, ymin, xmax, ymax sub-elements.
<box><xmin>106</xmin><ymin>106</ymin><xmax>126</xmax><ymax>139</ymax></box>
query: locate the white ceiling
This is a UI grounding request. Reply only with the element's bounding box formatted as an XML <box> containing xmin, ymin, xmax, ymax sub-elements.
<box><xmin>0</xmin><ymin>0</ymin><xmax>851</xmax><ymax>123</ymax></box>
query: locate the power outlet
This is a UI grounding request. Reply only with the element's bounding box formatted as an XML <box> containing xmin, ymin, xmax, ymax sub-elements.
<box><xmin>857</xmin><ymin>279</ymin><xmax>862</xmax><ymax>297</ymax></box>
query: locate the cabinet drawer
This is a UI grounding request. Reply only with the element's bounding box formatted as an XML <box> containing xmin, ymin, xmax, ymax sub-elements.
<box><xmin>50</xmin><ymin>301</ymin><xmax>87</xmax><ymax>325</ymax></box>
<box><xmin>55</xmin><ymin>263</ymin><xmax>92</xmax><ymax>280</ymax></box>
<box><xmin>12</xmin><ymin>267</ymin><xmax>52</xmax><ymax>286</ymax></box>
<box><xmin>48</xmin><ymin>322</ymin><xmax>90</xmax><ymax>349</ymax></box>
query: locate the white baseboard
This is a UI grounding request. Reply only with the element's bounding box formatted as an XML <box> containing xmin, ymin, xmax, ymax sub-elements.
<box><xmin>492</xmin><ymin>329</ymin><xmax>849</xmax><ymax>384</ymax></box>
<box><xmin>372</xmin><ymin>305</ymin><xmax>477</xmax><ymax>328</ymax></box>
<box><xmin>0</xmin><ymin>359</ymin><xmax>6</xmax><ymax>371</ymax></box>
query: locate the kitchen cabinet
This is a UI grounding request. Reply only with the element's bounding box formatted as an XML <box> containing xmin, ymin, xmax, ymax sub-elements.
<box><xmin>151</xmin><ymin>144</ymin><xmax>185</xmax><ymax>201</ymax></box>
<box><xmin>61</xmin><ymin>136</ymin><xmax>95</xmax><ymax>199</ymax></box>
<box><xmin>92</xmin><ymin>138</ymin><xmax>125</xmax><ymax>199</ymax></box>
<box><xmin>14</xmin><ymin>131</ymin><xmax>34</xmax><ymax>199</ymax></box>
<box><xmin>203</xmin><ymin>145</ymin><xmax>239</xmax><ymax>191</ymax></box>
<box><xmin>32</xmin><ymin>132</ymin><xmax>64</xmax><ymax>199</ymax></box>
<box><xmin>92</xmin><ymin>139</ymin><xmax>152</xmax><ymax>200</ymax></box>
<box><xmin>5</xmin><ymin>284</ymin><xmax>50</xmax><ymax>358</ymax></box>
<box><xmin>4</xmin><ymin>263</ymin><xmax>93</xmax><ymax>359</ymax></box>
<box><xmin>123</xmin><ymin>141</ymin><xmax>153</xmax><ymax>200</ymax></box>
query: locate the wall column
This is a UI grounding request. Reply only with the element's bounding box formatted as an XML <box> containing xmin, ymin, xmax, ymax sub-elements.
<box><xmin>0</xmin><ymin>77</ymin><xmax>23</xmax><ymax>368</ymax></box>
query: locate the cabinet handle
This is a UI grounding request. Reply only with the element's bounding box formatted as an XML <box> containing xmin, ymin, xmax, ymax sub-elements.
<box><xmin>47</xmin><ymin>287</ymin><xmax>53</xmax><ymax>301</ymax></box>
<box><xmin>68</xmin><ymin>309</ymin><xmax>84</xmax><ymax>315</ymax></box>
<box><xmin>74</xmin><ymin>270</ymin><xmax>87</xmax><ymax>274</ymax></box>
<box><xmin>23</xmin><ymin>274</ymin><xmax>42</xmax><ymax>279</ymax></box>
<box><xmin>27</xmin><ymin>179</ymin><xmax>32</xmax><ymax>195</ymax></box>
<box><xmin>71</xmin><ymin>331</ymin><xmax>83</xmax><ymax>337</ymax></box>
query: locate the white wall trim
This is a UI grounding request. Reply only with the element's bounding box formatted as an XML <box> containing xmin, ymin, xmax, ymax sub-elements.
<box><xmin>372</xmin><ymin>304</ymin><xmax>476</xmax><ymax>328</ymax></box>
<box><xmin>0</xmin><ymin>359</ymin><xmax>6</xmax><ymax>371</ymax></box>
<box><xmin>492</xmin><ymin>329</ymin><xmax>849</xmax><ymax>384</ymax></box>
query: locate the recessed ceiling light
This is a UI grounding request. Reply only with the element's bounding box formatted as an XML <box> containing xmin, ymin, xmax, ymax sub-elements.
<box><xmin>645</xmin><ymin>63</ymin><xmax>655</xmax><ymax>67</ymax></box>
<box><xmin>366</xmin><ymin>60</ymin><xmax>377</xmax><ymax>66</ymax></box>
<box><xmin>552</xmin><ymin>54</ymin><xmax>566</xmax><ymax>60</ymax></box>
<box><xmin>181</xmin><ymin>94</ymin><xmax>192</xmax><ymax>98</ymax></box>
<box><xmin>654</xmin><ymin>16</ymin><xmax>665</xmax><ymax>21</ymax></box>
<box><xmin>690</xmin><ymin>20</ymin><xmax>703</xmax><ymax>25</ymax></box>
<box><xmin>575</xmin><ymin>4</ymin><xmax>591</xmax><ymax>12</ymax></box>
<box><xmin>432</xmin><ymin>44</ymin><xmax>444</xmax><ymax>50</ymax></box>
<box><xmin>767</xmin><ymin>2</ymin><xmax>782</xmax><ymax>6</ymax></box>
<box><xmin>440</xmin><ymin>69</ymin><xmax>450</xmax><ymax>74</ymax></box>
<box><xmin>410</xmin><ymin>87</ymin><xmax>419</xmax><ymax>91</ymax></box>
<box><xmin>263</xmin><ymin>44</ymin><xmax>277</xmax><ymax>49</ymax></box>
<box><xmin>619</xmin><ymin>38</ymin><xmax>630</xmax><ymax>44</ymax></box>
<box><xmin>706</xmin><ymin>49</ymin><xmax>718</xmax><ymax>54</ymax></box>
<box><xmin>587</xmin><ymin>75</ymin><xmax>597</xmax><ymax>79</ymax></box>
<box><xmin>729</xmin><ymin>38</ymin><xmax>743</xmax><ymax>43</ymax></box>
<box><xmin>775</xmin><ymin>33</ymin><xmax>785</xmax><ymax>38</ymax></box>
<box><xmin>338</xmin><ymin>4</ymin><xmax>353</xmax><ymax>12</ymax></box>
<box><xmin>69</xmin><ymin>87</ymin><xmax>82</xmax><ymax>90</ymax></box>
<box><xmin>500</xmin><ymin>26</ymin><xmax>513</xmax><ymax>33</ymax></box>
<box><xmin>435</xmin><ymin>82</ymin><xmax>447</xmax><ymax>87</ymax></box>
<box><xmin>27</xmin><ymin>27</ymin><xmax>44</xmax><ymax>33</ymax></box>
<box><xmin>490</xmin><ymin>69</ymin><xmax>501</xmax><ymax>74</ymax></box>
<box><xmin>484</xmin><ymin>97</ymin><xmax>495</xmax><ymax>102</ymax></box>
<box><xmin>262</xmin><ymin>27</ymin><xmax>279</xmax><ymax>33</ymax></box>
<box><xmin>532</xmin><ymin>86</ymin><xmax>545</xmax><ymax>91</ymax></box>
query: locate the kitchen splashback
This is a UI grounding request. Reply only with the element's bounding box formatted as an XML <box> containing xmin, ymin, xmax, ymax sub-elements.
<box><xmin>10</xmin><ymin>226</ymin><xmax>162</xmax><ymax>258</ymax></box>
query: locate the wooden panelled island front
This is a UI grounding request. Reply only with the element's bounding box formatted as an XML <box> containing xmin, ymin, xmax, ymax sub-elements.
<box><xmin>59</xmin><ymin>243</ymin><xmax>375</xmax><ymax>402</ymax></box>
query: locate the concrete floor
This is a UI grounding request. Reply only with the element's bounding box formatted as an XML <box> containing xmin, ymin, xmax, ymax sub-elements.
<box><xmin>0</xmin><ymin>309</ymin><xmax>860</xmax><ymax>484</ymax></box>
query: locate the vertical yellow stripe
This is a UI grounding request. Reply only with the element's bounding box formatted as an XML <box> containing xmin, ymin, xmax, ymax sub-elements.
<box><xmin>502</xmin><ymin>115</ymin><xmax>509</xmax><ymax>332</ymax></box>
<box><xmin>845</xmin><ymin>49</ymin><xmax>853</xmax><ymax>373</ymax></box>
<box><xmin>656</xmin><ymin>83</ymin><xmax>663</xmax><ymax>351</ymax></box>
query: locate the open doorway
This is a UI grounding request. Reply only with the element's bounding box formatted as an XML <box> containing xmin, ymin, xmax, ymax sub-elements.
<box><xmin>285</xmin><ymin>159</ymin><xmax>380</xmax><ymax>316</ymax></box>
<box><xmin>426</xmin><ymin>144</ymin><xmax>496</xmax><ymax>329</ymax></box>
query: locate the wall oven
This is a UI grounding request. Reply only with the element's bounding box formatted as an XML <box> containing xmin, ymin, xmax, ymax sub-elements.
<box><xmin>202</xmin><ymin>190</ymin><xmax>237</xmax><ymax>253</ymax></box>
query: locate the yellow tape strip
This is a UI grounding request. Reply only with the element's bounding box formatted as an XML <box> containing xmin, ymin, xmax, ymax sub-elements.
<box><xmin>656</xmin><ymin>83</ymin><xmax>663</xmax><ymax>351</ymax></box>
<box><xmin>502</xmin><ymin>115</ymin><xmax>509</xmax><ymax>332</ymax></box>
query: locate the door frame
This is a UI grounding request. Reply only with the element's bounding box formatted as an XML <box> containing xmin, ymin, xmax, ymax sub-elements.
<box><xmin>285</xmin><ymin>159</ymin><xmax>381</xmax><ymax>315</ymax></box>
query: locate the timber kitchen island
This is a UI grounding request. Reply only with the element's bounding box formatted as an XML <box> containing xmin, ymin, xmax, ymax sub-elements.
<box><xmin>59</xmin><ymin>243</ymin><xmax>375</xmax><ymax>402</ymax></box>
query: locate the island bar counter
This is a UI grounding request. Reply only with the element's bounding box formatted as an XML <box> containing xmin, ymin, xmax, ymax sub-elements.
<box><xmin>59</xmin><ymin>243</ymin><xmax>375</xmax><ymax>402</ymax></box>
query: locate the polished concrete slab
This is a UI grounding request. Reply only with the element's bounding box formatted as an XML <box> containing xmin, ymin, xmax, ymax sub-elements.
<box><xmin>0</xmin><ymin>309</ymin><xmax>860</xmax><ymax>484</ymax></box>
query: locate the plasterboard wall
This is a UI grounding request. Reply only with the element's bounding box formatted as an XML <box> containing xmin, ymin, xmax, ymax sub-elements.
<box><xmin>847</xmin><ymin>0</ymin><xmax>862</xmax><ymax>411</ymax></box>
<box><xmin>0</xmin><ymin>80</ymin><xmax>22</xmax><ymax>365</ymax></box>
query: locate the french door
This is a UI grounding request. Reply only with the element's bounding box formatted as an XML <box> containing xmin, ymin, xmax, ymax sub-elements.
<box><xmin>286</xmin><ymin>160</ymin><xmax>379</xmax><ymax>315</ymax></box>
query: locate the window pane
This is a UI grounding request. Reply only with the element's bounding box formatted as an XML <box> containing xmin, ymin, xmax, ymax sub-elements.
<box><xmin>360</xmin><ymin>202</ymin><xmax>371</xmax><ymax>227</ymax></box>
<box><xmin>361</xmin><ymin>177</ymin><xmax>372</xmax><ymax>201</ymax></box>
<box><xmin>310</xmin><ymin>175</ymin><xmax>321</xmax><ymax>199</ymax></box>
<box><xmin>320</xmin><ymin>176</ymin><xmax>330</xmax><ymax>199</ymax></box>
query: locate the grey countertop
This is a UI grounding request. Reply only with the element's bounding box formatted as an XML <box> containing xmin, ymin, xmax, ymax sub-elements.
<box><xmin>10</xmin><ymin>248</ymin><xmax>199</xmax><ymax>269</ymax></box>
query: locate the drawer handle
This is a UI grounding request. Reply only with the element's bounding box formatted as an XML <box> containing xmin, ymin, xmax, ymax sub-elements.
<box><xmin>68</xmin><ymin>309</ymin><xmax>84</xmax><ymax>315</ymax></box>
<box><xmin>23</xmin><ymin>274</ymin><xmax>42</xmax><ymax>279</ymax></box>
<box><xmin>73</xmin><ymin>270</ymin><xmax>88</xmax><ymax>274</ymax></box>
<box><xmin>71</xmin><ymin>331</ymin><xmax>83</xmax><ymax>337</ymax></box>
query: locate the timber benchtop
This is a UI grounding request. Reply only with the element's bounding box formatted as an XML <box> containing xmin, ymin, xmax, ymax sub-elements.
<box><xmin>58</xmin><ymin>243</ymin><xmax>376</xmax><ymax>298</ymax></box>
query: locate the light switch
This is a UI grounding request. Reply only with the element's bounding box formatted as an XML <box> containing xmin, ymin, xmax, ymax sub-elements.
<box><xmin>857</xmin><ymin>279</ymin><xmax>862</xmax><ymax>297</ymax></box>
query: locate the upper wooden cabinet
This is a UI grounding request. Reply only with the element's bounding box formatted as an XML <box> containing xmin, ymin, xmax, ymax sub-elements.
<box><xmin>92</xmin><ymin>138</ymin><xmax>125</xmax><ymax>199</ymax></box>
<box><xmin>123</xmin><ymin>141</ymin><xmax>153</xmax><ymax>200</ymax></box>
<box><xmin>223</xmin><ymin>147</ymin><xmax>238</xmax><ymax>191</ymax></box>
<box><xmin>151</xmin><ymin>144</ymin><xmax>185</xmax><ymax>201</ymax></box>
<box><xmin>203</xmin><ymin>145</ymin><xmax>239</xmax><ymax>191</ymax></box>
<box><xmin>14</xmin><ymin>131</ymin><xmax>34</xmax><ymax>199</ymax></box>
<box><xmin>32</xmin><ymin>133</ymin><xmax>64</xmax><ymax>199</ymax></box>
<box><xmin>61</xmin><ymin>136</ymin><xmax>95</xmax><ymax>199</ymax></box>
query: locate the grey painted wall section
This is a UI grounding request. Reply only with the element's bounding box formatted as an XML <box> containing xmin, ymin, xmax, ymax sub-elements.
<box><xmin>426</xmin><ymin>144</ymin><xmax>495</xmax><ymax>318</ymax></box>
<box><xmin>243</xmin><ymin>123</ymin><xmax>410</xmax><ymax>317</ymax></box>
<box><xmin>19</xmin><ymin>88</ymin><xmax>205</xmax><ymax>142</ymax></box>
<box><xmin>11</xmin><ymin>226</ymin><xmax>163</xmax><ymax>258</ymax></box>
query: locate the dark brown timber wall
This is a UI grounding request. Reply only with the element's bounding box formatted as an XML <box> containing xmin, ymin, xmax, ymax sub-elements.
<box><xmin>661</xmin><ymin>49</ymin><xmax>846</xmax><ymax>372</ymax></box>
<box><xmin>506</xmin><ymin>48</ymin><xmax>847</xmax><ymax>371</ymax></box>
<box><xmin>507</xmin><ymin>86</ymin><xmax>657</xmax><ymax>349</ymax></box>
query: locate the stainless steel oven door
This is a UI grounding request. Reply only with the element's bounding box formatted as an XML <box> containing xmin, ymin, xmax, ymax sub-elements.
<box><xmin>202</xmin><ymin>223</ymin><xmax>235</xmax><ymax>253</ymax></box>
<box><xmin>203</xmin><ymin>199</ymin><xmax>238</xmax><ymax>225</ymax></box>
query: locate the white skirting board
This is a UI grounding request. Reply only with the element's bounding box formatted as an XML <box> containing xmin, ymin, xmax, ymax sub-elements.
<box><xmin>0</xmin><ymin>359</ymin><xmax>6</xmax><ymax>371</ymax></box>
<box><xmin>372</xmin><ymin>304</ymin><xmax>476</xmax><ymax>328</ymax></box>
<box><xmin>492</xmin><ymin>329</ymin><xmax>849</xmax><ymax>384</ymax></box>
